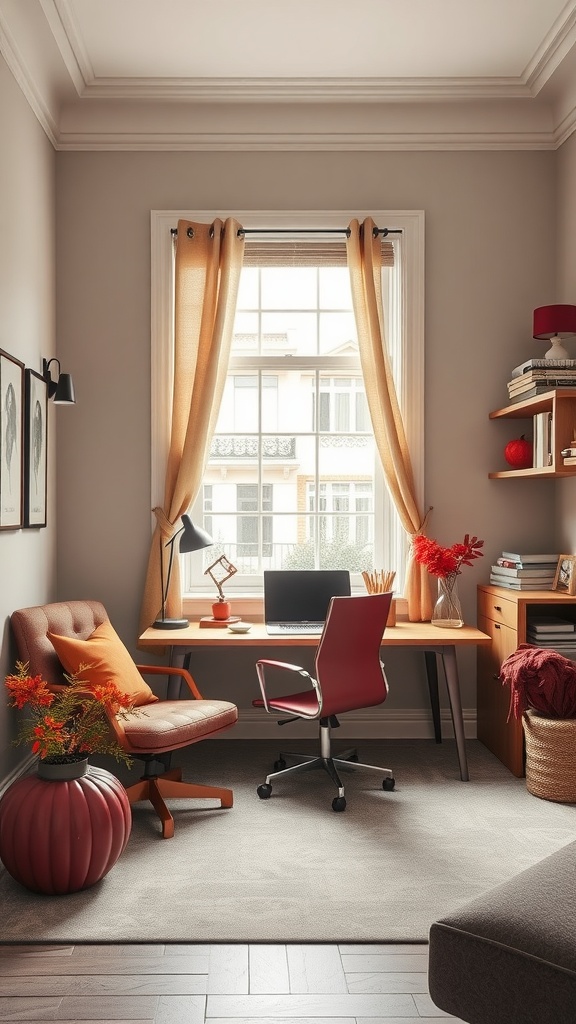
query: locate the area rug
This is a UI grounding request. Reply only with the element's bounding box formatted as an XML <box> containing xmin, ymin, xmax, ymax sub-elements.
<box><xmin>0</xmin><ymin>739</ymin><xmax>574</xmax><ymax>943</ymax></box>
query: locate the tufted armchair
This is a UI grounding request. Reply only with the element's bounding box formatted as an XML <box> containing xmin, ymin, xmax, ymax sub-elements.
<box><xmin>10</xmin><ymin>600</ymin><xmax>238</xmax><ymax>838</ymax></box>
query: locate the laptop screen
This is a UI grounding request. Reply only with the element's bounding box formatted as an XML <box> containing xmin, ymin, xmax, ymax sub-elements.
<box><xmin>264</xmin><ymin>570</ymin><xmax>351</xmax><ymax>625</ymax></box>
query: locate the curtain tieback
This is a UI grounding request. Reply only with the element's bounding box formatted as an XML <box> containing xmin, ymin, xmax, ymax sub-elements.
<box><xmin>152</xmin><ymin>506</ymin><xmax>178</xmax><ymax>542</ymax></box>
<box><xmin>410</xmin><ymin>506</ymin><xmax>434</xmax><ymax>543</ymax></box>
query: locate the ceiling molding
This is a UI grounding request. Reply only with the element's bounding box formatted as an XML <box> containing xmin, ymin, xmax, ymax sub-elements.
<box><xmin>74</xmin><ymin>75</ymin><xmax>534</xmax><ymax>104</ymax></box>
<box><xmin>524</xmin><ymin>1</ymin><xmax>576</xmax><ymax>92</ymax></box>
<box><xmin>54</xmin><ymin>129</ymin><xmax>559</xmax><ymax>153</ymax></box>
<box><xmin>2</xmin><ymin>0</ymin><xmax>576</xmax><ymax>152</ymax></box>
<box><xmin>38</xmin><ymin>0</ymin><xmax>89</xmax><ymax>95</ymax></box>
<box><xmin>0</xmin><ymin>7</ymin><xmax>58</xmax><ymax>146</ymax></box>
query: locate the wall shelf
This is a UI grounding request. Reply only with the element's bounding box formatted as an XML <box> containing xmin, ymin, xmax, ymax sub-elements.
<box><xmin>489</xmin><ymin>388</ymin><xmax>576</xmax><ymax>478</ymax></box>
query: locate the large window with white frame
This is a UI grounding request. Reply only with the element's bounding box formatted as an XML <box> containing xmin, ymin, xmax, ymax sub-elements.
<box><xmin>150</xmin><ymin>210</ymin><xmax>425</xmax><ymax>599</ymax></box>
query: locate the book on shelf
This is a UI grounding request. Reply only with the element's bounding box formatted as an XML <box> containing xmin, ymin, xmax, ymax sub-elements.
<box><xmin>501</xmin><ymin>552</ymin><xmax>560</xmax><ymax>563</ymax></box>
<box><xmin>510</xmin><ymin>369</ymin><xmax>576</xmax><ymax>384</ymax></box>
<box><xmin>495</xmin><ymin>557</ymin><xmax>558</xmax><ymax>569</ymax></box>
<box><xmin>563</xmin><ymin>456</ymin><xmax>576</xmax><ymax>466</ymax></box>
<box><xmin>526</xmin><ymin>636</ymin><xmax>576</xmax><ymax>647</ymax></box>
<box><xmin>508</xmin><ymin>384</ymin><xmax>576</xmax><ymax>403</ymax></box>
<box><xmin>528</xmin><ymin>617</ymin><xmax>576</xmax><ymax>633</ymax></box>
<box><xmin>489</xmin><ymin>576</ymin><xmax>554</xmax><ymax>590</ymax></box>
<box><xmin>490</xmin><ymin>564</ymin><xmax>555</xmax><ymax>578</ymax></box>
<box><xmin>511</xmin><ymin>358</ymin><xmax>576</xmax><ymax>378</ymax></box>
<box><xmin>532</xmin><ymin>410</ymin><xmax>553</xmax><ymax>468</ymax></box>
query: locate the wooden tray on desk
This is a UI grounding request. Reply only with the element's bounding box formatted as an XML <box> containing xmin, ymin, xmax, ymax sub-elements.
<box><xmin>199</xmin><ymin>616</ymin><xmax>241</xmax><ymax>628</ymax></box>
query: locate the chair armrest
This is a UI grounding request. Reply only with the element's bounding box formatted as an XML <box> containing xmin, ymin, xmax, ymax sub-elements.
<box><xmin>136</xmin><ymin>663</ymin><xmax>203</xmax><ymax>700</ymax></box>
<box><xmin>255</xmin><ymin>659</ymin><xmax>315</xmax><ymax>713</ymax></box>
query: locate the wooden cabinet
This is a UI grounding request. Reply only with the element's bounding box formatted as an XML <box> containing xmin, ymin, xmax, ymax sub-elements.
<box><xmin>477</xmin><ymin>585</ymin><xmax>576</xmax><ymax>775</ymax></box>
<box><xmin>489</xmin><ymin>388</ymin><xmax>576</xmax><ymax>478</ymax></box>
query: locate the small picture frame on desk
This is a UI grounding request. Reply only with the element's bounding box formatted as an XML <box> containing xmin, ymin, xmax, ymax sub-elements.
<box><xmin>552</xmin><ymin>554</ymin><xmax>576</xmax><ymax>595</ymax></box>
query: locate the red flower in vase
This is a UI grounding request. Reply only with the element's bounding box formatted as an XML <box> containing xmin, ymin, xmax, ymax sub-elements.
<box><xmin>413</xmin><ymin>533</ymin><xmax>484</xmax><ymax>578</ymax></box>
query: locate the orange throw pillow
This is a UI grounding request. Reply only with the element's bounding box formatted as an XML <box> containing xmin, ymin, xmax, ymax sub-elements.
<box><xmin>47</xmin><ymin>620</ymin><xmax>158</xmax><ymax>707</ymax></box>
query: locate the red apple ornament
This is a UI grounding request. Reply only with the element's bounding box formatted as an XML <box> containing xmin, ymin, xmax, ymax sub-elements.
<box><xmin>504</xmin><ymin>434</ymin><xmax>532</xmax><ymax>469</ymax></box>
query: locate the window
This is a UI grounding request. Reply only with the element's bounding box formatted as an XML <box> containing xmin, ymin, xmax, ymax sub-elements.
<box><xmin>151</xmin><ymin>210</ymin><xmax>425</xmax><ymax>599</ymax></box>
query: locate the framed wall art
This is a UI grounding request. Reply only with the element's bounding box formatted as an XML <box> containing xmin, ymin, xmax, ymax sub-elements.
<box><xmin>552</xmin><ymin>554</ymin><xmax>576</xmax><ymax>595</ymax></box>
<box><xmin>24</xmin><ymin>368</ymin><xmax>48</xmax><ymax>528</ymax></box>
<box><xmin>0</xmin><ymin>349</ymin><xmax>24</xmax><ymax>529</ymax></box>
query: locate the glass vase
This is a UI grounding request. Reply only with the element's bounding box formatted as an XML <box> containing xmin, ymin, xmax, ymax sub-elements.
<box><xmin>432</xmin><ymin>574</ymin><xmax>463</xmax><ymax>628</ymax></box>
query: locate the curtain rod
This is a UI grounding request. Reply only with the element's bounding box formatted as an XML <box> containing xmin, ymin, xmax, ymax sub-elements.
<box><xmin>170</xmin><ymin>226</ymin><xmax>401</xmax><ymax>238</ymax></box>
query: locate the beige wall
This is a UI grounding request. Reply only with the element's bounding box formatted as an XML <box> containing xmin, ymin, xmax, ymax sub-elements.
<box><xmin>54</xmin><ymin>148</ymin><xmax>557</xmax><ymax>717</ymax></box>
<box><xmin>554</xmin><ymin>131</ymin><xmax>576</xmax><ymax>551</ymax></box>
<box><xmin>0</xmin><ymin>55</ymin><xmax>56</xmax><ymax>781</ymax></box>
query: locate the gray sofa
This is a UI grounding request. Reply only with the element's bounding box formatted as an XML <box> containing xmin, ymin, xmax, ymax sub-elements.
<box><xmin>428</xmin><ymin>840</ymin><xmax>576</xmax><ymax>1024</ymax></box>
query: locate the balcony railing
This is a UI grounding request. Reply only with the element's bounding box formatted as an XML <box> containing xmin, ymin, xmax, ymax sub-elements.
<box><xmin>210</xmin><ymin>436</ymin><xmax>297</xmax><ymax>459</ymax></box>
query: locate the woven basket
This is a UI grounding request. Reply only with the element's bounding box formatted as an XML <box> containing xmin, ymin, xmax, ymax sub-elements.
<box><xmin>523</xmin><ymin>709</ymin><xmax>576</xmax><ymax>803</ymax></box>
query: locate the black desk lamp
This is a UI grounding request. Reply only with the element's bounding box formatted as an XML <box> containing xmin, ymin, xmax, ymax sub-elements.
<box><xmin>152</xmin><ymin>515</ymin><xmax>213</xmax><ymax>629</ymax></box>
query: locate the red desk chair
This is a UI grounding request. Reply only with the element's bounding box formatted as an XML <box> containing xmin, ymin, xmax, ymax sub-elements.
<box><xmin>253</xmin><ymin>592</ymin><xmax>395</xmax><ymax>811</ymax></box>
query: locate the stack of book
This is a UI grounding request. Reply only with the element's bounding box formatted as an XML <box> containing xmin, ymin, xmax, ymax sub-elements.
<box><xmin>526</xmin><ymin>616</ymin><xmax>576</xmax><ymax>660</ymax></box>
<box><xmin>507</xmin><ymin>358</ymin><xmax>576</xmax><ymax>403</ymax></box>
<box><xmin>489</xmin><ymin>552</ymin><xmax>560</xmax><ymax>590</ymax></box>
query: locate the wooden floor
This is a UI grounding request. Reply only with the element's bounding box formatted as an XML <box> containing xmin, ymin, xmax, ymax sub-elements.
<box><xmin>0</xmin><ymin>943</ymin><xmax>464</xmax><ymax>1023</ymax></box>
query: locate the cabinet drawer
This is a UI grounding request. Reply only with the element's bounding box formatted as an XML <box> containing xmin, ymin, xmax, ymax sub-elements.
<box><xmin>477</xmin><ymin>590</ymin><xmax>517</xmax><ymax>629</ymax></box>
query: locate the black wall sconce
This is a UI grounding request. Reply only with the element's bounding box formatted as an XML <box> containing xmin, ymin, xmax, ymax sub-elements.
<box><xmin>42</xmin><ymin>358</ymin><xmax>76</xmax><ymax>405</ymax></box>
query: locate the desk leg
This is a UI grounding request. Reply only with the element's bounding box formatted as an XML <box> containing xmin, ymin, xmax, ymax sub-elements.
<box><xmin>424</xmin><ymin>651</ymin><xmax>442</xmax><ymax>744</ymax></box>
<box><xmin>166</xmin><ymin>645</ymin><xmax>187</xmax><ymax>699</ymax></box>
<box><xmin>440</xmin><ymin>646</ymin><xmax>469</xmax><ymax>782</ymax></box>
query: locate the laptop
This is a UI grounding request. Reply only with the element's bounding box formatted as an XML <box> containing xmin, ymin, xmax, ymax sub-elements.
<box><xmin>264</xmin><ymin>569</ymin><xmax>351</xmax><ymax>635</ymax></box>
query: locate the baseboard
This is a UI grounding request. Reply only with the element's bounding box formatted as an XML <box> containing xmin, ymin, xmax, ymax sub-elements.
<box><xmin>222</xmin><ymin>707</ymin><xmax>477</xmax><ymax>740</ymax></box>
<box><xmin>0</xmin><ymin>714</ymin><xmax>477</xmax><ymax>791</ymax></box>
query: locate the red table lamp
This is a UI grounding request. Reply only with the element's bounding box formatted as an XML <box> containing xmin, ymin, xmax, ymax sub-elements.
<box><xmin>533</xmin><ymin>304</ymin><xmax>576</xmax><ymax>360</ymax></box>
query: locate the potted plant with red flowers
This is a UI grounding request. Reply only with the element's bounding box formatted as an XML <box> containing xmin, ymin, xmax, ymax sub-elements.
<box><xmin>0</xmin><ymin>662</ymin><xmax>137</xmax><ymax>894</ymax></box>
<box><xmin>413</xmin><ymin>533</ymin><xmax>484</xmax><ymax>627</ymax></box>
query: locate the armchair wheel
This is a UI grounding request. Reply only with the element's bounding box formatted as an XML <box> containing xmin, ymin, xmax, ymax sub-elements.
<box><xmin>257</xmin><ymin>783</ymin><xmax>272</xmax><ymax>799</ymax></box>
<box><xmin>332</xmin><ymin>796</ymin><xmax>346</xmax><ymax>812</ymax></box>
<box><xmin>383</xmin><ymin>777</ymin><xmax>396</xmax><ymax>791</ymax></box>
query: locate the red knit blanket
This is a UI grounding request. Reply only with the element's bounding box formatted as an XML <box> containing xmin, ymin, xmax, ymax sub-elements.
<box><xmin>500</xmin><ymin>643</ymin><xmax>576</xmax><ymax>720</ymax></box>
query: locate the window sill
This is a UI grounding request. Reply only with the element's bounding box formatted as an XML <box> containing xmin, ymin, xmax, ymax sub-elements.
<box><xmin>183</xmin><ymin>594</ymin><xmax>408</xmax><ymax>622</ymax></box>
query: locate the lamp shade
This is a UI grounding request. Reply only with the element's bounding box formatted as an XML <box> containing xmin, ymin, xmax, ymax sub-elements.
<box><xmin>178</xmin><ymin>515</ymin><xmax>213</xmax><ymax>553</ymax></box>
<box><xmin>53</xmin><ymin>373</ymin><xmax>76</xmax><ymax>404</ymax></box>
<box><xmin>533</xmin><ymin>305</ymin><xmax>576</xmax><ymax>340</ymax></box>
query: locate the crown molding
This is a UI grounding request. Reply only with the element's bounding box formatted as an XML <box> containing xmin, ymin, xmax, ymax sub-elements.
<box><xmin>73</xmin><ymin>75</ymin><xmax>534</xmax><ymax>104</ymax></box>
<box><xmin>0</xmin><ymin>6</ymin><xmax>59</xmax><ymax>146</ymax></box>
<box><xmin>2</xmin><ymin>0</ymin><xmax>576</xmax><ymax>152</ymax></box>
<box><xmin>524</xmin><ymin>0</ymin><xmax>576</xmax><ymax>93</ymax></box>
<box><xmin>55</xmin><ymin>128</ymin><xmax>558</xmax><ymax>152</ymax></box>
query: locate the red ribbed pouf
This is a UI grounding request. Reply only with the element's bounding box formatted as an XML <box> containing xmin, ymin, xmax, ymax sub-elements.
<box><xmin>0</xmin><ymin>760</ymin><xmax>132</xmax><ymax>894</ymax></box>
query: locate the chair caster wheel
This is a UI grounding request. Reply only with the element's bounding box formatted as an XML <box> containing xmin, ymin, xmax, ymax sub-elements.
<box><xmin>274</xmin><ymin>758</ymin><xmax>286</xmax><ymax>771</ymax></box>
<box><xmin>332</xmin><ymin>796</ymin><xmax>346</xmax><ymax>812</ymax></box>
<box><xmin>383</xmin><ymin>777</ymin><xmax>395</xmax><ymax>791</ymax></box>
<box><xmin>257</xmin><ymin>784</ymin><xmax>272</xmax><ymax>799</ymax></box>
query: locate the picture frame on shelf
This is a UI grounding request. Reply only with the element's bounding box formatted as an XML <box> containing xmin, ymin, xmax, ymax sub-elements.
<box><xmin>23</xmin><ymin>368</ymin><xmax>48</xmax><ymax>528</ymax></box>
<box><xmin>552</xmin><ymin>554</ymin><xmax>576</xmax><ymax>595</ymax></box>
<box><xmin>0</xmin><ymin>349</ymin><xmax>24</xmax><ymax>529</ymax></box>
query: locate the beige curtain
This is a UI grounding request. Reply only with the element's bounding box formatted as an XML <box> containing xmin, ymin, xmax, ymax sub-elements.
<box><xmin>346</xmin><ymin>218</ymin><xmax>432</xmax><ymax>621</ymax></box>
<box><xmin>139</xmin><ymin>218</ymin><xmax>245</xmax><ymax>634</ymax></box>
